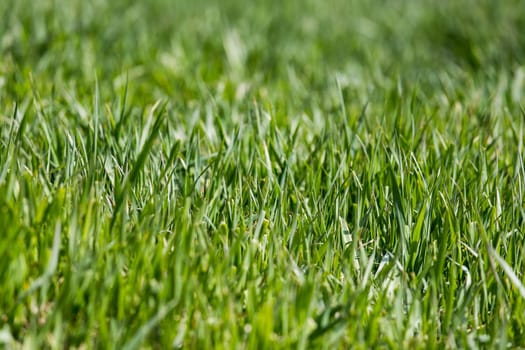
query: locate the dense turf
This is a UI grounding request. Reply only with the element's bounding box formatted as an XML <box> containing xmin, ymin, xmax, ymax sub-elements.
<box><xmin>1</xmin><ymin>0</ymin><xmax>525</xmax><ymax>348</ymax></box>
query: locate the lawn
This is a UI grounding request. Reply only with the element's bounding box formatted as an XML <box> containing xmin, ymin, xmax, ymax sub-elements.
<box><xmin>1</xmin><ymin>0</ymin><xmax>525</xmax><ymax>348</ymax></box>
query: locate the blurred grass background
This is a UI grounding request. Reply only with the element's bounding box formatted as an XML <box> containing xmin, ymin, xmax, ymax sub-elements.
<box><xmin>2</xmin><ymin>0</ymin><xmax>524</xmax><ymax>99</ymax></box>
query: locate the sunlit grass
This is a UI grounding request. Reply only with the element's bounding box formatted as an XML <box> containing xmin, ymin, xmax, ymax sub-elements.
<box><xmin>1</xmin><ymin>0</ymin><xmax>525</xmax><ymax>348</ymax></box>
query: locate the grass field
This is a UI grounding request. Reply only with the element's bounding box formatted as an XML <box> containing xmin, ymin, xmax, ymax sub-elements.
<box><xmin>1</xmin><ymin>0</ymin><xmax>525</xmax><ymax>348</ymax></box>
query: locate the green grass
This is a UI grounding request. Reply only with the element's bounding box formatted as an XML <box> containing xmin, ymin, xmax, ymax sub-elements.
<box><xmin>1</xmin><ymin>0</ymin><xmax>525</xmax><ymax>348</ymax></box>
